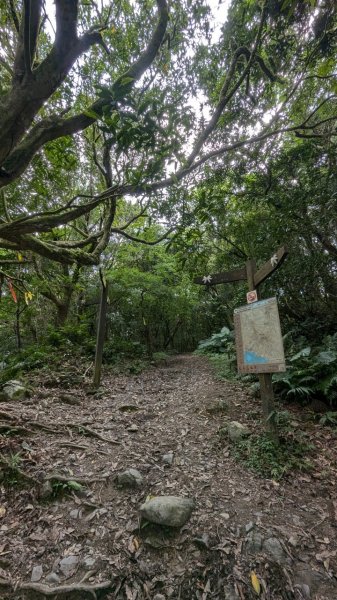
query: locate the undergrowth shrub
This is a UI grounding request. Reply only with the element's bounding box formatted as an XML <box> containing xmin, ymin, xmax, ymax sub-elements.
<box><xmin>195</xmin><ymin>326</ymin><xmax>237</xmax><ymax>379</ymax></box>
<box><xmin>273</xmin><ymin>332</ymin><xmax>337</xmax><ymax>407</ymax></box>
<box><xmin>233</xmin><ymin>431</ymin><xmax>314</xmax><ymax>480</ymax></box>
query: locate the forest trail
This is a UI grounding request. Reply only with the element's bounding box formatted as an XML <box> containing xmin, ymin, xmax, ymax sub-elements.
<box><xmin>1</xmin><ymin>354</ymin><xmax>337</xmax><ymax>599</ymax></box>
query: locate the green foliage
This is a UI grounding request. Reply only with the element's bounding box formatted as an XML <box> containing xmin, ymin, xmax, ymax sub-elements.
<box><xmin>0</xmin><ymin>452</ymin><xmax>23</xmax><ymax>486</ymax></box>
<box><xmin>51</xmin><ymin>479</ymin><xmax>84</xmax><ymax>498</ymax></box>
<box><xmin>208</xmin><ymin>353</ymin><xmax>238</xmax><ymax>381</ymax></box>
<box><xmin>233</xmin><ymin>432</ymin><xmax>313</xmax><ymax>480</ymax></box>
<box><xmin>196</xmin><ymin>326</ymin><xmax>233</xmax><ymax>354</ymax></box>
<box><xmin>273</xmin><ymin>332</ymin><xmax>337</xmax><ymax>407</ymax></box>
<box><xmin>319</xmin><ymin>411</ymin><xmax>337</xmax><ymax>426</ymax></box>
<box><xmin>103</xmin><ymin>339</ymin><xmax>146</xmax><ymax>362</ymax></box>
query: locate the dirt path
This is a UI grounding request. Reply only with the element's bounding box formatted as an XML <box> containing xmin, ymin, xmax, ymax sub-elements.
<box><xmin>0</xmin><ymin>354</ymin><xmax>337</xmax><ymax>599</ymax></box>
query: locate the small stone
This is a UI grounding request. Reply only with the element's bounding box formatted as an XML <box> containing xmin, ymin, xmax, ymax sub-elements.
<box><xmin>31</xmin><ymin>565</ymin><xmax>43</xmax><ymax>582</ymax></box>
<box><xmin>193</xmin><ymin>533</ymin><xmax>211</xmax><ymax>549</ymax></box>
<box><xmin>39</xmin><ymin>480</ymin><xmax>53</xmax><ymax>499</ymax></box>
<box><xmin>263</xmin><ymin>537</ymin><xmax>286</xmax><ymax>564</ymax></box>
<box><xmin>293</xmin><ymin>563</ymin><xmax>323</xmax><ymax>591</ymax></box>
<box><xmin>220</xmin><ymin>512</ymin><xmax>230</xmax><ymax>520</ymax></box>
<box><xmin>69</xmin><ymin>509</ymin><xmax>82</xmax><ymax>519</ymax></box>
<box><xmin>245</xmin><ymin>530</ymin><xmax>264</xmax><ymax>554</ymax></box>
<box><xmin>227</xmin><ymin>421</ymin><xmax>250</xmax><ymax>442</ymax></box>
<box><xmin>2</xmin><ymin>380</ymin><xmax>27</xmax><ymax>401</ymax></box>
<box><xmin>59</xmin><ymin>393</ymin><xmax>81</xmax><ymax>405</ymax></box>
<box><xmin>207</xmin><ymin>399</ymin><xmax>229</xmax><ymax>414</ymax></box>
<box><xmin>224</xmin><ymin>584</ymin><xmax>240</xmax><ymax>599</ymax></box>
<box><xmin>59</xmin><ymin>555</ymin><xmax>79</xmax><ymax>578</ymax></box>
<box><xmin>140</xmin><ymin>496</ymin><xmax>195</xmax><ymax>527</ymax></box>
<box><xmin>82</xmin><ymin>556</ymin><xmax>97</xmax><ymax>570</ymax></box>
<box><xmin>288</xmin><ymin>535</ymin><xmax>299</xmax><ymax>548</ymax></box>
<box><xmin>45</xmin><ymin>572</ymin><xmax>61</xmax><ymax>584</ymax></box>
<box><xmin>127</xmin><ymin>424</ymin><xmax>139</xmax><ymax>432</ymax></box>
<box><xmin>117</xmin><ymin>468</ymin><xmax>143</xmax><ymax>487</ymax></box>
<box><xmin>294</xmin><ymin>584</ymin><xmax>311</xmax><ymax>599</ymax></box>
<box><xmin>153</xmin><ymin>595</ymin><xmax>166</xmax><ymax>600</ymax></box>
<box><xmin>162</xmin><ymin>452</ymin><xmax>174</xmax><ymax>466</ymax></box>
<box><xmin>245</xmin><ymin>521</ymin><xmax>255</xmax><ymax>533</ymax></box>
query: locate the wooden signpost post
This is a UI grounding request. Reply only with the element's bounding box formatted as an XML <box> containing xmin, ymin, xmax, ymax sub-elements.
<box><xmin>194</xmin><ymin>246</ymin><xmax>288</xmax><ymax>440</ymax></box>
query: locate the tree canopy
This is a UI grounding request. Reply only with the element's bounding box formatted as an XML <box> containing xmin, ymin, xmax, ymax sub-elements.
<box><xmin>0</xmin><ymin>0</ymin><xmax>335</xmax><ymax>266</ymax></box>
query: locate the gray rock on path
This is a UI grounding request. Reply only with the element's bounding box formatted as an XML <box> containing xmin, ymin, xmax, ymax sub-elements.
<box><xmin>45</xmin><ymin>573</ymin><xmax>61</xmax><ymax>585</ymax></box>
<box><xmin>227</xmin><ymin>421</ymin><xmax>250</xmax><ymax>442</ymax></box>
<box><xmin>245</xmin><ymin>531</ymin><xmax>286</xmax><ymax>564</ymax></box>
<box><xmin>162</xmin><ymin>451</ymin><xmax>174</xmax><ymax>466</ymax></box>
<box><xmin>245</xmin><ymin>530</ymin><xmax>264</xmax><ymax>554</ymax></box>
<box><xmin>140</xmin><ymin>496</ymin><xmax>195</xmax><ymax>527</ymax></box>
<box><xmin>59</xmin><ymin>393</ymin><xmax>81</xmax><ymax>405</ymax></box>
<box><xmin>1</xmin><ymin>380</ymin><xmax>27</xmax><ymax>401</ymax></box>
<box><xmin>39</xmin><ymin>480</ymin><xmax>53</xmax><ymax>499</ymax></box>
<box><xmin>117</xmin><ymin>468</ymin><xmax>144</xmax><ymax>487</ymax></box>
<box><xmin>82</xmin><ymin>556</ymin><xmax>98</xmax><ymax>570</ymax></box>
<box><xmin>207</xmin><ymin>399</ymin><xmax>229</xmax><ymax>414</ymax></box>
<box><xmin>224</xmin><ymin>585</ymin><xmax>240</xmax><ymax>599</ymax></box>
<box><xmin>263</xmin><ymin>537</ymin><xmax>286</xmax><ymax>564</ymax></box>
<box><xmin>59</xmin><ymin>555</ymin><xmax>79</xmax><ymax>578</ymax></box>
<box><xmin>31</xmin><ymin>565</ymin><xmax>43</xmax><ymax>582</ymax></box>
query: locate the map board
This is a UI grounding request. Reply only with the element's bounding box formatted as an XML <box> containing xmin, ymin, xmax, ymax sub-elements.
<box><xmin>234</xmin><ymin>297</ymin><xmax>286</xmax><ymax>374</ymax></box>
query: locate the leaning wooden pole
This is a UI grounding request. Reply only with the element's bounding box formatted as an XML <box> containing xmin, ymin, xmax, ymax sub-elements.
<box><xmin>93</xmin><ymin>274</ymin><xmax>109</xmax><ymax>388</ymax></box>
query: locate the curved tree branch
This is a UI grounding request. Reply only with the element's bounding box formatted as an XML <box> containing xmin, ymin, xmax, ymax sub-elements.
<box><xmin>0</xmin><ymin>0</ymin><xmax>169</xmax><ymax>187</ymax></box>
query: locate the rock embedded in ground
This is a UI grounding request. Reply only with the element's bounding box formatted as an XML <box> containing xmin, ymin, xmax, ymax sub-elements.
<box><xmin>82</xmin><ymin>556</ymin><xmax>97</xmax><ymax>570</ymax></box>
<box><xmin>207</xmin><ymin>399</ymin><xmax>229</xmax><ymax>414</ymax></box>
<box><xmin>245</xmin><ymin>530</ymin><xmax>264</xmax><ymax>554</ymax></box>
<box><xmin>1</xmin><ymin>380</ymin><xmax>27</xmax><ymax>401</ymax></box>
<box><xmin>223</xmin><ymin>584</ymin><xmax>240</xmax><ymax>599</ymax></box>
<box><xmin>294</xmin><ymin>583</ymin><xmax>311</xmax><ymax>599</ymax></box>
<box><xmin>162</xmin><ymin>451</ymin><xmax>174</xmax><ymax>466</ymax></box>
<box><xmin>293</xmin><ymin>563</ymin><xmax>324</xmax><ymax>593</ymax></box>
<box><xmin>117</xmin><ymin>468</ymin><xmax>144</xmax><ymax>487</ymax></box>
<box><xmin>59</xmin><ymin>555</ymin><xmax>79</xmax><ymax>578</ymax></box>
<box><xmin>227</xmin><ymin>421</ymin><xmax>250</xmax><ymax>442</ymax></box>
<box><xmin>140</xmin><ymin>495</ymin><xmax>195</xmax><ymax>527</ymax></box>
<box><xmin>31</xmin><ymin>565</ymin><xmax>43</xmax><ymax>582</ymax></box>
<box><xmin>45</xmin><ymin>572</ymin><xmax>61</xmax><ymax>584</ymax></box>
<box><xmin>59</xmin><ymin>392</ymin><xmax>81</xmax><ymax>405</ymax></box>
<box><xmin>38</xmin><ymin>480</ymin><xmax>53</xmax><ymax>499</ymax></box>
<box><xmin>263</xmin><ymin>537</ymin><xmax>286</xmax><ymax>564</ymax></box>
<box><xmin>288</xmin><ymin>534</ymin><xmax>299</xmax><ymax>548</ymax></box>
<box><xmin>193</xmin><ymin>533</ymin><xmax>211</xmax><ymax>549</ymax></box>
<box><xmin>69</xmin><ymin>508</ymin><xmax>82</xmax><ymax>519</ymax></box>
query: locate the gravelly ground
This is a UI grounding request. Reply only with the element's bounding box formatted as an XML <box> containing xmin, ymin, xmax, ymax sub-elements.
<box><xmin>0</xmin><ymin>354</ymin><xmax>337</xmax><ymax>599</ymax></box>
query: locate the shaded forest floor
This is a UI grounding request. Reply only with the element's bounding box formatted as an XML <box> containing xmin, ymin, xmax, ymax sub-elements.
<box><xmin>0</xmin><ymin>354</ymin><xmax>337</xmax><ymax>599</ymax></box>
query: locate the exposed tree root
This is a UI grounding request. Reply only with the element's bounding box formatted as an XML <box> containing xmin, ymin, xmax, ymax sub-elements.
<box><xmin>0</xmin><ymin>423</ymin><xmax>32</xmax><ymax>435</ymax></box>
<box><xmin>0</xmin><ymin>577</ymin><xmax>113</xmax><ymax>599</ymax></box>
<box><xmin>66</xmin><ymin>423</ymin><xmax>121</xmax><ymax>444</ymax></box>
<box><xmin>45</xmin><ymin>472</ymin><xmax>109</xmax><ymax>485</ymax></box>
<box><xmin>27</xmin><ymin>421</ymin><xmax>61</xmax><ymax>434</ymax></box>
<box><xmin>0</xmin><ymin>410</ymin><xmax>17</xmax><ymax>421</ymax></box>
<box><xmin>53</xmin><ymin>441</ymin><xmax>110</xmax><ymax>456</ymax></box>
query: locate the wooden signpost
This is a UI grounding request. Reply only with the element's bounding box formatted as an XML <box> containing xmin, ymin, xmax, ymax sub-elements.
<box><xmin>194</xmin><ymin>246</ymin><xmax>288</xmax><ymax>440</ymax></box>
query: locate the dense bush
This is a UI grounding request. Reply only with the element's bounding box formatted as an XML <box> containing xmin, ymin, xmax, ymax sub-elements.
<box><xmin>273</xmin><ymin>332</ymin><xmax>337</xmax><ymax>408</ymax></box>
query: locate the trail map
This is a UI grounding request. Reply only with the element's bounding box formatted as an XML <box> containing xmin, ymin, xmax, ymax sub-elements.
<box><xmin>234</xmin><ymin>298</ymin><xmax>286</xmax><ymax>374</ymax></box>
